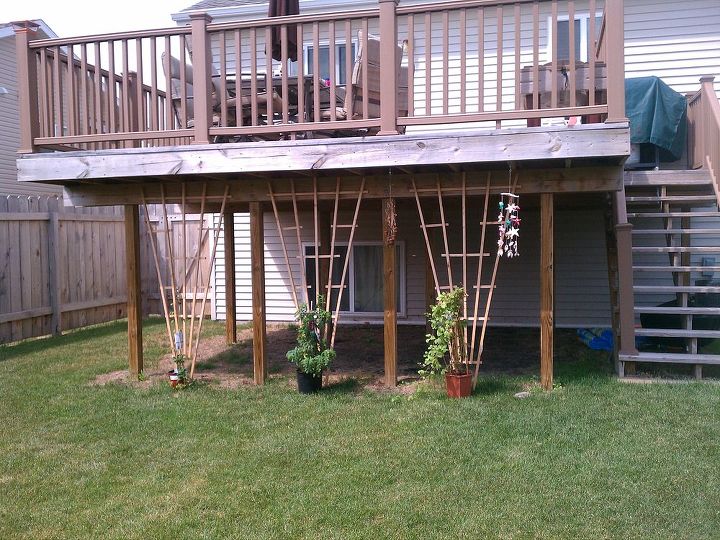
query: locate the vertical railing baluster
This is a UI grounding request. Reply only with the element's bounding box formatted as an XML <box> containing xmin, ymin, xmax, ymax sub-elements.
<box><xmin>442</xmin><ymin>10</ymin><xmax>449</xmax><ymax>116</ymax></box>
<box><xmin>496</xmin><ymin>5</ymin><xmax>503</xmax><ymax>128</ymax></box>
<box><xmin>220</xmin><ymin>31</ymin><xmax>228</xmax><ymax>125</ymax></box>
<box><xmin>460</xmin><ymin>9</ymin><xmax>467</xmax><ymax>114</ymax></box>
<box><xmin>234</xmin><ymin>29</ymin><xmax>243</xmax><ymax>127</ymax></box>
<box><xmin>360</xmin><ymin>18</ymin><xmax>369</xmax><ymax>120</ymax></box>
<box><xmin>250</xmin><ymin>27</ymin><xmax>258</xmax><ymax>125</ymax></box>
<box><xmin>312</xmin><ymin>21</ymin><xmax>320</xmax><ymax>122</ymax></box>
<box><xmin>478</xmin><ymin>7</ymin><xmax>484</xmax><ymax>113</ymax></box>
<box><xmin>150</xmin><ymin>37</ymin><xmax>159</xmax><ymax>133</ymax></box>
<box><xmin>265</xmin><ymin>26</ymin><xmax>274</xmax><ymax>122</ymax></box>
<box><xmin>164</xmin><ymin>36</ymin><xmax>172</xmax><ymax>130</ymax></box>
<box><xmin>407</xmin><ymin>14</ymin><xmax>415</xmax><ymax>117</ymax></box>
<box><xmin>296</xmin><ymin>23</ymin><xmax>305</xmax><ymax>126</ymax></box>
<box><xmin>588</xmin><ymin>0</ymin><xmax>597</xmax><ymax>106</ymax></box>
<box><xmin>281</xmin><ymin>24</ymin><xmax>290</xmax><ymax>123</ymax></box>
<box><xmin>328</xmin><ymin>21</ymin><xmax>336</xmax><ymax>122</ymax></box>
<box><xmin>53</xmin><ymin>46</ymin><xmax>63</xmax><ymax>137</ymax></box>
<box><xmin>135</xmin><ymin>38</ymin><xmax>144</xmax><ymax>133</ymax></box>
<box><xmin>66</xmin><ymin>44</ymin><xmax>77</xmax><ymax>137</ymax></box>
<box><xmin>533</xmin><ymin>1</ymin><xmax>539</xmax><ymax>110</ymax></box>
<box><xmin>179</xmin><ymin>35</ymin><xmax>188</xmax><ymax>129</ymax></box>
<box><xmin>424</xmin><ymin>13</ymin><xmax>431</xmax><ymax>116</ymax></box>
<box><xmin>80</xmin><ymin>44</ymin><xmax>89</xmax><ymax>139</ymax></box>
<box><xmin>514</xmin><ymin>3</ymin><xmax>521</xmax><ymax>111</ymax></box>
<box><xmin>568</xmin><ymin>0</ymin><xmax>577</xmax><ymax>108</ymax></box>
<box><xmin>551</xmin><ymin>0</ymin><xmax>558</xmax><ymax>109</ymax></box>
<box><xmin>38</xmin><ymin>48</ymin><xmax>49</xmax><ymax>138</ymax></box>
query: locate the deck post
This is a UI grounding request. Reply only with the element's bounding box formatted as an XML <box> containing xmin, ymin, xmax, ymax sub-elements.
<box><xmin>383</xmin><ymin>198</ymin><xmax>398</xmax><ymax>386</ymax></box>
<box><xmin>125</xmin><ymin>205</ymin><xmax>143</xmax><ymax>375</ymax></box>
<box><xmin>377</xmin><ymin>0</ymin><xmax>399</xmax><ymax>136</ymax></box>
<box><xmin>540</xmin><ymin>193</ymin><xmax>554</xmax><ymax>391</ymax></box>
<box><xmin>614</xmin><ymin>188</ymin><xmax>638</xmax><ymax>374</ymax></box>
<box><xmin>250</xmin><ymin>202</ymin><xmax>267</xmax><ymax>385</ymax></box>
<box><xmin>604</xmin><ymin>0</ymin><xmax>627</xmax><ymax>124</ymax></box>
<box><xmin>224</xmin><ymin>210</ymin><xmax>237</xmax><ymax>345</ymax></box>
<box><xmin>189</xmin><ymin>13</ymin><xmax>213</xmax><ymax>145</ymax></box>
<box><xmin>13</xmin><ymin>21</ymin><xmax>40</xmax><ymax>154</ymax></box>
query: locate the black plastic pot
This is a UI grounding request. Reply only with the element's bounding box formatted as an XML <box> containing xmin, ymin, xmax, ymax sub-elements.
<box><xmin>296</xmin><ymin>369</ymin><xmax>322</xmax><ymax>394</ymax></box>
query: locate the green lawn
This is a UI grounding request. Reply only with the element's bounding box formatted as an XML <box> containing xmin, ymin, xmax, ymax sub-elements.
<box><xmin>1</xmin><ymin>319</ymin><xmax>719</xmax><ymax>539</ymax></box>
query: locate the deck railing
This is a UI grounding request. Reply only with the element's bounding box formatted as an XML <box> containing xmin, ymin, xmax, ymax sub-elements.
<box><xmin>15</xmin><ymin>0</ymin><xmax>625</xmax><ymax>153</ymax></box>
<box><xmin>687</xmin><ymin>76</ymin><xmax>720</xmax><ymax>202</ymax></box>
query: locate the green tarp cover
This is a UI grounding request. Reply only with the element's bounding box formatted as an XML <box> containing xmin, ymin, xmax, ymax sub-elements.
<box><xmin>626</xmin><ymin>76</ymin><xmax>687</xmax><ymax>160</ymax></box>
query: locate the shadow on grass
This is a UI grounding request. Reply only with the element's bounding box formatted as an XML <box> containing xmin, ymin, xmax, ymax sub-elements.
<box><xmin>323</xmin><ymin>378</ymin><xmax>363</xmax><ymax>394</ymax></box>
<box><xmin>0</xmin><ymin>319</ymin><xmax>168</xmax><ymax>363</ymax></box>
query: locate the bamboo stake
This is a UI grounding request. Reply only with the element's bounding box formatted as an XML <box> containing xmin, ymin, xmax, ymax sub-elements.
<box><xmin>313</xmin><ymin>176</ymin><xmax>320</xmax><ymax>304</ymax></box>
<box><xmin>267</xmin><ymin>181</ymin><xmax>299</xmax><ymax>311</ymax></box>
<box><xmin>325</xmin><ymin>178</ymin><xmax>341</xmax><ymax>313</ymax></box>
<box><xmin>141</xmin><ymin>192</ymin><xmax>174</xmax><ymax>353</ymax></box>
<box><xmin>330</xmin><ymin>177</ymin><xmax>365</xmax><ymax>349</ymax></box>
<box><xmin>472</xmin><ymin>172</ymin><xmax>519</xmax><ymax>388</ymax></box>
<box><xmin>412</xmin><ymin>177</ymin><xmax>440</xmax><ymax>294</ymax></box>
<box><xmin>436</xmin><ymin>177</ymin><xmax>453</xmax><ymax>288</ymax></box>
<box><xmin>187</xmin><ymin>182</ymin><xmax>207</xmax><ymax>361</ymax></box>
<box><xmin>469</xmin><ymin>174</ymin><xmax>491</xmax><ymax>365</ymax></box>
<box><xmin>160</xmin><ymin>185</ymin><xmax>180</xmax><ymax>334</ymax></box>
<box><xmin>291</xmin><ymin>180</ymin><xmax>309</xmax><ymax>306</ymax></box>
<box><xmin>181</xmin><ymin>183</ymin><xmax>187</xmax><ymax>356</ymax></box>
<box><xmin>190</xmin><ymin>185</ymin><xmax>230</xmax><ymax>378</ymax></box>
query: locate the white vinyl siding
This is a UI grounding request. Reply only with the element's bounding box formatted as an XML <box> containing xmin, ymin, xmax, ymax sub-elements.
<box><xmin>0</xmin><ymin>36</ymin><xmax>61</xmax><ymax>197</ymax></box>
<box><xmin>214</xmin><ymin>205</ymin><xmax>611</xmax><ymax>328</ymax></box>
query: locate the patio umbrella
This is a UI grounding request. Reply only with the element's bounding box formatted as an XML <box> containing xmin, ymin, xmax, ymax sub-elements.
<box><xmin>269</xmin><ymin>0</ymin><xmax>299</xmax><ymax>62</ymax></box>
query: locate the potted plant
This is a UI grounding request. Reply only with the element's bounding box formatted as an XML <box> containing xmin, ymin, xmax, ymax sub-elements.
<box><xmin>168</xmin><ymin>354</ymin><xmax>188</xmax><ymax>388</ymax></box>
<box><xmin>420</xmin><ymin>286</ymin><xmax>472</xmax><ymax>398</ymax></box>
<box><xmin>287</xmin><ymin>296</ymin><xmax>336</xmax><ymax>394</ymax></box>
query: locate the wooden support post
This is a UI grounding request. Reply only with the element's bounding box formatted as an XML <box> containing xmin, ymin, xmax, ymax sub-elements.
<box><xmin>383</xmin><ymin>198</ymin><xmax>397</xmax><ymax>386</ymax></box>
<box><xmin>250</xmin><ymin>202</ymin><xmax>267</xmax><ymax>385</ymax></box>
<box><xmin>125</xmin><ymin>205</ymin><xmax>143</xmax><ymax>375</ymax></box>
<box><xmin>47</xmin><ymin>209</ymin><xmax>62</xmax><ymax>336</ymax></box>
<box><xmin>13</xmin><ymin>22</ymin><xmax>40</xmax><ymax>154</ymax></box>
<box><xmin>540</xmin><ymin>193</ymin><xmax>554</xmax><ymax>391</ymax></box>
<box><xmin>189</xmin><ymin>13</ymin><xmax>213</xmax><ymax>145</ymax></box>
<box><xmin>604</xmin><ymin>0</ymin><xmax>627</xmax><ymax>124</ymax></box>
<box><xmin>377</xmin><ymin>0</ymin><xmax>399</xmax><ymax>136</ymax></box>
<box><xmin>224</xmin><ymin>210</ymin><xmax>237</xmax><ymax>345</ymax></box>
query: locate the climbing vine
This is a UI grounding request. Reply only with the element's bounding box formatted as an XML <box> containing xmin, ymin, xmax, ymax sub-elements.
<box><xmin>287</xmin><ymin>295</ymin><xmax>336</xmax><ymax>377</ymax></box>
<box><xmin>420</xmin><ymin>286</ymin><xmax>468</xmax><ymax>377</ymax></box>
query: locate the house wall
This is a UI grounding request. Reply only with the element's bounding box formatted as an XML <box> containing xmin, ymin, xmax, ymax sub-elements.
<box><xmin>213</xmin><ymin>197</ymin><xmax>612</xmax><ymax>328</ymax></box>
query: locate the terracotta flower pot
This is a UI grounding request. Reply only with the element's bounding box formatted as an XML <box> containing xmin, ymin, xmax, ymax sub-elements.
<box><xmin>168</xmin><ymin>370</ymin><xmax>179</xmax><ymax>388</ymax></box>
<box><xmin>445</xmin><ymin>372</ymin><xmax>472</xmax><ymax>398</ymax></box>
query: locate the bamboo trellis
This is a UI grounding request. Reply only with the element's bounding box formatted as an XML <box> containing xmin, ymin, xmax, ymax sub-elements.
<box><xmin>141</xmin><ymin>182</ymin><xmax>231</xmax><ymax>378</ymax></box>
<box><xmin>412</xmin><ymin>172</ymin><xmax>519</xmax><ymax>388</ymax></box>
<box><xmin>267</xmin><ymin>176</ymin><xmax>365</xmax><ymax>349</ymax></box>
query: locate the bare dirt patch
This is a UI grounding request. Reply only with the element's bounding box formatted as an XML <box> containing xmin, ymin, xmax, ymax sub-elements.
<box><xmin>90</xmin><ymin>325</ymin><xmax>589</xmax><ymax>392</ymax></box>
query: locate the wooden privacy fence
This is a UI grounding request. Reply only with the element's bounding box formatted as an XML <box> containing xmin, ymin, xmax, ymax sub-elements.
<box><xmin>0</xmin><ymin>196</ymin><xmax>204</xmax><ymax>345</ymax></box>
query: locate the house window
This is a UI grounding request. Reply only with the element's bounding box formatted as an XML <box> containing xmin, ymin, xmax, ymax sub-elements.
<box><xmin>548</xmin><ymin>14</ymin><xmax>603</xmax><ymax>63</ymax></box>
<box><xmin>304</xmin><ymin>242</ymin><xmax>404</xmax><ymax>315</ymax></box>
<box><xmin>305</xmin><ymin>43</ymin><xmax>356</xmax><ymax>85</ymax></box>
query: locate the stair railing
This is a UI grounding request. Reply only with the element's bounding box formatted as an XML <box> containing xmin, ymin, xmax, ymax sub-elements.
<box><xmin>687</xmin><ymin>76</ymin><xmax>720</xmax><ymax>205</ymax></box>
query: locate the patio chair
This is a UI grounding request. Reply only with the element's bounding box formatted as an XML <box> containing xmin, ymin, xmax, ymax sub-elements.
<box><xmin>162</xmin><ymin>52</ymin><xmax>282</xmax><ymax>133</ymax></box>
<box><xmin>317</xmin><ymin>30</ymin><xmax>408</xmax><ymax>136</ymax></box>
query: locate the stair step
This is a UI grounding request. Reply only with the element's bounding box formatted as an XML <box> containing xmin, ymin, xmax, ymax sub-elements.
<box><xmin>628</xmin><ymin>211</ymin><xmax>720</xmax><ymax>218</ymax></box>
<box><xmin>634</xmin><ymin>306</ymin><xmax>720</xmax><ymax>315</ymax></box>
<box><xmin>634</xmin><ymin>285</ymin><xmax>720</xmax><ymax>293</ymax></box>
<box><xmin>635</xmin><ymin>328</ymin><xmax>720</xmax><ymax>339</ymax></box>
<box><xmin>626</xmin><ymin>195</ymin><xmax>717</xmax><ymax>203</ymax></box>
<box><xmin>632</xmin><ymin>229</ymin><xmax>720</xmax><ymax>235</ymax></box>
<box><xmin>620</xmin><ymin>352</ymin><xmax>720</xmax><ymax>365</ymax></box>
<box><xmin>633</xmin><ymin>265</ymin><xmax>720</xmax><ymax>272</ymax></box>
<box><xmin>624</xmin><ymin>170</ymin><xmax>713</xmax><ymax>186</ymax></box>
<box><xmin>632</xmin><ymin>246</ymin><xmax>720</xmax><ymax>253</ymax></box>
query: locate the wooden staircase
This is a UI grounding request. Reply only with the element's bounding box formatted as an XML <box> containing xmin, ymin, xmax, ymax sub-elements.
<box><xmin>620</xmin><ymin>169</ymin><xmax>720</xmax><ymax>377</ymax></box>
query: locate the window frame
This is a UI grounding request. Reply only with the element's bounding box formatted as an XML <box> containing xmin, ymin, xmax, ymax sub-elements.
<box><xmin>302</xmin><ymin>240</ymin><xmax>406</xmax><ymax>317</ymax></box>
<box><xmin>546</xmin><ymin>13</ymin><xmax>601</xmax><ymax>64</ymax></box>
<box><xmin>290</xmin><ymin>41</ymin><xmax>357</xmax><ymax>85</ymax></box>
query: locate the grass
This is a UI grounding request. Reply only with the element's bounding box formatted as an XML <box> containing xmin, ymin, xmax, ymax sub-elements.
<box><xmin>1</xmin><ymin>319</ymin><xmax>719</xmax><ymax>539</ymax></box>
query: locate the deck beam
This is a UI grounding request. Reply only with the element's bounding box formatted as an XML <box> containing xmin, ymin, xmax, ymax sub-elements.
<box><xmin>19</xmin><ymin>124</ymin><xmax>629</xmax><ymax>186</ymax></box>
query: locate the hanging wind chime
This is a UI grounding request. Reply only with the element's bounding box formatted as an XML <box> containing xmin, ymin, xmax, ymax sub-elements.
<box><xmin>497</xmin><ymin>170</ymin><xmax>520</xmax><ymax>258</ymax></box>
